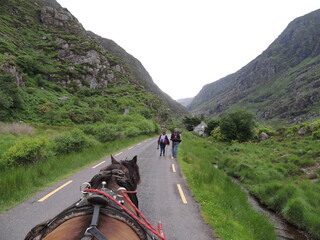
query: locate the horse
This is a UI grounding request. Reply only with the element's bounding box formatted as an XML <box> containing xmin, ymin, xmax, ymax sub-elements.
<box><xmin>25</xmin><ymin>155</ymin><xmax>148</xmax><ymax>240</ymax></box>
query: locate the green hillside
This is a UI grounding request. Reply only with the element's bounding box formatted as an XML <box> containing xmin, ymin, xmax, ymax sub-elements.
<box><xmin>0</xmin><ymin>0</ymin><xmax>184</xmax><ymax>125</ymax></box>
<box><xmin>188</xmin><ymin>9</ymin><xmax>320</xmax><ymax>126</ymax></box>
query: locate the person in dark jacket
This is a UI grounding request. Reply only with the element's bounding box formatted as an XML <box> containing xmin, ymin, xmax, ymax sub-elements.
<box><xmin>157</xmin><ymin>131</ymin><xmax>170</xmax><ymax>156</ymax></box>
<box><xmin>170</xmin><ymin>128</ymin><xmax>182</xmax><ymax>158</ymax></box>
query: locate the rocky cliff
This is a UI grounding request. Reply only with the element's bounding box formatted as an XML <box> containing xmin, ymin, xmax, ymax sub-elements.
<box><xmin>188</xmin><ymin>9</ymin><xmax>320</xmax><ymax>125</ymax></box>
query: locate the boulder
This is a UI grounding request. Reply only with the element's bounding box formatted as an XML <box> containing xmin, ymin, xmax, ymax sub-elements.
<box><xmin>298</xmin><ymin>127</ymin><xmax>307</xmax><ymax>136</ymax></box>
<box><xmin>259</xmin><ymin>132</ymin><xmax>269</xmax><ymax>141</ymax></box>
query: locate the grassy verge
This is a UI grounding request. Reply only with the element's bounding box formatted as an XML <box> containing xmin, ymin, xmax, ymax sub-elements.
<box><xmin>0</xmin><ymin>135</ymin><xmax>153</xmax><ymax>213</ymax></box>
<box><xmin>179</xmin><ymin>132</ymin><xmax>277</xmax><ymax>240</ymax></box>
<box><xmin>214</xmin><ymin>135</ymin><xmax>320</xmax><ymax>239</ymax></box>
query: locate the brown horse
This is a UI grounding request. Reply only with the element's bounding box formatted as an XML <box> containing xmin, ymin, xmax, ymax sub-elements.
<box><xmin>25</xmin><ymin>155</ymin><xmax>148</xmax><ymax>240</ymax></box>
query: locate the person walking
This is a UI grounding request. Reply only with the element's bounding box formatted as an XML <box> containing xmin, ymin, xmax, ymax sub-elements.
<box><xmin>170</xmin><ymin>128</ymin><xmax>182</xmax><ymax>158</ymax></box>
<box><xmin>157</xmin><ymin>131</ymin><xmax>170</xmax><ymax>156</ymax></box>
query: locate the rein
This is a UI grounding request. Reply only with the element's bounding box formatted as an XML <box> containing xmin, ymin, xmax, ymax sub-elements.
<box><xmin>25</xmin><ymin>158</ymin><xmax>167</xmax><ymax>240</ymax></box>
<box><xmin>84</xmin><ymin>188</ymin><xmax>167</xmax><ymax>240</ymax></box>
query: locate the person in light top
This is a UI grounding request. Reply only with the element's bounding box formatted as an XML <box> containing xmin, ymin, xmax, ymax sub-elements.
<box><xmin>157</xmin><ymin>131</ymin><xmax>170</xmax><ymax>156</ymax></box>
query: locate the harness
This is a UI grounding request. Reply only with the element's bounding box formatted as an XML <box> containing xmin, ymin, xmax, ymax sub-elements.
<box><xmin>80</xmin><ymin>182</ymin><xmax>126</xmax><ymax>240</ymax></box>
<box><xmin>25</xmin><ymin>169</ymin><xmax>167</xmax><ymax>240</ymax></box>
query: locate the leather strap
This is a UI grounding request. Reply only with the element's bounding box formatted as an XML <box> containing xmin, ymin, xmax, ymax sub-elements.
<box><xmin>82</xmin><ymin>226</ymin><xmax>108</xmax><ymax>240</ymax></box>
<box><xmin>81</xmin><ymin>205</ymin><xmax>108</xmax><ymax>240</ymax></box>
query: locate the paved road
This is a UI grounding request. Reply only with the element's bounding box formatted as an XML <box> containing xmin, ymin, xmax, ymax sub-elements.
<box><xmin>0</xmin><ymin>137</ymin><xmax>215</xmax><ymax>240</ymax></box>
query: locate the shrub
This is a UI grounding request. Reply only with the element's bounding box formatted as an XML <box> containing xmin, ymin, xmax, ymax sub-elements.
<box><xmin>134</xmin><ymin>119</ymin><xmax>155</xmax><ymax>134</ymax></box>
<box><xmin>52</xmin><ymin>129</ymin><xmax>97</xmax><ymax>154</ymax></box>
<box><xmin>183</xmin><ymin>116</ymin><xmax>202</xmax><ymax>131</ymax></box>
<box><xmin>211</xmin><ymin>126</ymin><xmax>224</xmax><ymax>141</ymax></box>
<box><xmin>95</xmin><ymin>124</ymin><xmax>121</xmax><ymax>142</ymax></box>
<box><xmin>256</xmin><ymin>126</ymin><xmax>276</xmax><ymax>137</ymax></box>
<box><xmin>1</xmin><ymin>137</ymin><xmax>46</xmax><ymax>167</ymax></box>
<box><xmin>220</xmin><ymin>110</ymin><xmax>255</xmax><ymax>142</ymax></box>
<box><xmin>205</xmin><ymin>119</ymin><xmax>220</xmax><ymax>135</ymax></box>
<box><xmin>124</xmin><ymin>126</ymin><xmax>140</xmax><ymax>137</ymax></box>
<box><xmin>0</xmin><ymin>74</ymin><xmax>24</xmax><ymax>120</ymax></box>
<box><xmin>81</xmin><ymin>114</ymin><xmax>157</xmax><ymax>141</ymax></box>
<box><xmin>312</xmin><ymin>130</ymin><xmax>320</xmax><ymax>139</ymax></box>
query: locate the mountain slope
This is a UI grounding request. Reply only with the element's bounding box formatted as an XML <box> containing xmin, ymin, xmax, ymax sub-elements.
<box><xmin>176</xmin><ymin>97</ymin><xmax>194</xmax><ymax>107</ymax></box>
<box><xmin>0</xmin><ymin>0</ymin><xmax>185</xmax><ymax>124</ymax></box>
<box><xmin>188</xmin><ymin>9</ymin><xmax>320</xmax><ymax>125</ymax></box>
<box><xmin>87</xmin><ymin>32</ymin><xmax>188</xmax><ymax>115</ymax></box>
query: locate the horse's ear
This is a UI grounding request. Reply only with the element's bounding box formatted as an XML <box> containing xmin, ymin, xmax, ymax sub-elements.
<box><xmin>111</xmin><ymin>155</ymin><xmax>120</xmax><ymax>164</ymax></box>
<box><xmin>132</xmin><ymin>155</ymin><xmax>137</xmax><ymax>165</ymax></box>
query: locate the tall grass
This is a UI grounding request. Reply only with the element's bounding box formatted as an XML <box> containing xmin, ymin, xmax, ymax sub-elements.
<box><xmin>179</xmin><ymin>132</ymin><xmax>277</xmax><ymax>240</ymax></box>
<box><xmin>0</xmin><ymin>122</ymin><xmax>35</xmax><ymax>135</ymax></box>
<box><xmin>205</xmin><ymin>133</ymin><xmax>320</xmax><ymax>239</ymax></box>
<box><xmin>0</xmin><ymin>135</ymin><xmax>152</xmax><ymax>212</ymax></box>
<box><xmin>0</xmin><ymin>134</ymin><xmax>22</xmax><ymax>156</ymax></box>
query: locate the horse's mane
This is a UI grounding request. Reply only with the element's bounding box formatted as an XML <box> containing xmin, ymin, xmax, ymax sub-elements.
<box><xmin>120</xmin><ymin>158</ymin><xmax>141</xmax><ymax>189</ymax></box>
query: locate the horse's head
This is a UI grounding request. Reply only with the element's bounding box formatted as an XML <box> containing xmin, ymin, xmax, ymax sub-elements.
<box><xmin>100</xmin><ymin>155</ymin><xmax>140</xmax><ymax>190</ymax></box>
<box><xmin>89</xmin><ymin>155</ymin><xmax>140</xmax><ymax>192</ymax></box>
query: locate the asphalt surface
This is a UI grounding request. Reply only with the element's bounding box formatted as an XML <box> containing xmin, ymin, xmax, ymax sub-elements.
<box><xmin>0</xmin><ymin>136</ymin><xmax>215</xmax><ymax>240</ymax></box>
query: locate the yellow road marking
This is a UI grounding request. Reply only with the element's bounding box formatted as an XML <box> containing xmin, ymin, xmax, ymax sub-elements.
<box><xmin>177</xmin><ymin>184</ymin><xmax>188</xmax><ymax>204</ymax></box>
<box><xmin>137</xmin><ymin>143</ymin><xmax>141</xmax><ymax>146</ymax></box>
<box><xmin>38</xmin><ymin>180</ymin><xmax>73</xmax><ymax>202</ymax></box>
<box><xmin>92</xmin><ymin>161</ymin><xmax>106</xmax><ymax>169</ymax></box>
<box><xmin>115</xmin><ymin>152</ymin><xmax>122</xmax><ymax>156</ymax></box>
<box><xmin>128</xmin><ymin>147</ymin><xmax>134</xmax><ymax>150</ymax></box>
<box><xmin>172</xmin><ymin>164</ymin><xmax>176</xmax><ymax>173</ymax></box>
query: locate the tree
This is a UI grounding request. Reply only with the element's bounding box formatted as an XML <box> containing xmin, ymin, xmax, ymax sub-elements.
<box><xmin>220</xmin><ymin>110</ymin><xmax>255</xmax><ymax>142</ymax></box>
<box><xmin>0</xmin><ymin>74</ymin><xmax>23</xmax><ymax>120</ymax></box>
<box><xmin>182</xmin><ymin>116</ymin><xmax>201</xmax><ymax>131</ymax></box>
<box><xmin>205</xmin><ymin>119</ymin><xmax>220</xmax><ymax>135</ymax></box>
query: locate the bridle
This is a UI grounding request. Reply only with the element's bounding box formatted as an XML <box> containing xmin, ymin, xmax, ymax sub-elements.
<box><xmin>80</xmin><ymin>168</ymin><xmax>141</xmax><ymax>240</ymax></box>
<box><xmin>81</xmin><ymin>167</ymin><xmax>167</xmax><ymax>240</ymax></box>
<box><xmin>25</xmin><ymin>163</ymin><xmax>167</xmax><ymax>240</ymax></box>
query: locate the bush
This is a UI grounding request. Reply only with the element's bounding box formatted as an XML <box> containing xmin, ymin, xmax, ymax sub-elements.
<box><xmin>81</xmin><ymin>114</ymin><xmax>157</xmax><ymax>142</ymax></box>
<box><xmin>312</xmin><ymin>130</ymin><xmax>320</xmax><ymax>139</ymax></box>
<box><xmin>124</xmin><ymin>126</ymin><xmax>140</xmax><ymax>137</ymax></box>
<box><xmin>134</xmin><ymin>119</ymin><xmax>156</xmax><ymax>134</ymax></box>
<box><xmin>95</xmin><ymin>124</ymin><xmax>121</xmax><ymax>142</ymax></box>
<box><xmin>220</xmin><ymin>110</ymin><xmax>255</xmax><ymax>142</ymax></box>
<box><xmin>256</xmin><ymin>126</ymin><xmax>276</xmax><ymax>137</ymax></box>
<box><xmin>1</xmin><ymin>137</ymin><xmax>46</xmax><ymax>167</ymax></box>
<box><xmin>0</xmin><ymin>74</ymin><xmax>24</xmax><ymax>120</ymax></box>
<box><xmin>205</xmin><ymin>119</ymin><xmax>220</xmax><ymax>135</ymax></box>
<box><xmin>52</xmin><ymin>129</ymin><xmax>97</xmax><ymax>154</ymax></box>
<box><xmin>183</xmin><ymin>116</ymin><xmax>202</xmax><ymax>131</ymax></box>
<box><xmin>210</xmin><ymin>126</ymin><xmax>224</xmax><ymax>141</ymax></box>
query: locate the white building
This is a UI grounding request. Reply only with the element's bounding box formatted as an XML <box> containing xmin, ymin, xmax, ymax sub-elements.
<box><xmin>193</xmin><ymin>121</ymin><xmax>208</xmax><ymax>136</ymax></box>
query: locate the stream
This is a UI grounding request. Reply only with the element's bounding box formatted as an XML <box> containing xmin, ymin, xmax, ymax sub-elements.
<box><xmin>213</xmin><ymin>163</ymin><xmax>311</xmax><ymax>240</ymax></box>
<box><xmin>247</xmin><ymin>193</ymin><xmax>310</xmax><ymax>240</ymax></box>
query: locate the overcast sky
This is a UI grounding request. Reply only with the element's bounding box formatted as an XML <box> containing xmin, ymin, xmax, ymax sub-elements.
<box><xmin>56</xmin><ymin>0</ymin><xmax>319</xmax><ymax>100</ymax></box>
